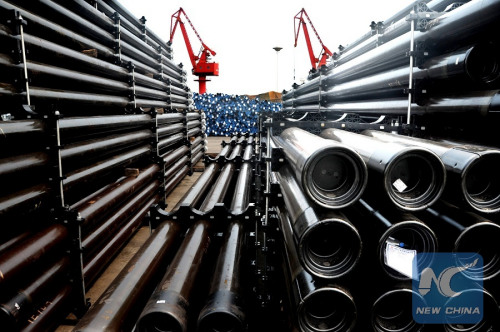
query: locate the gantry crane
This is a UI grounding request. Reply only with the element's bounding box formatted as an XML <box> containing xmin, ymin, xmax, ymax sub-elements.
<box><xmin>170</xmin><ymin>8</ymin><xmax>219</xmax><ymax>94</ymax></box>
<box><xmin>294</xmin><ymin>8</ymin><xmax>333</xmax><ymax>71</ymax></box>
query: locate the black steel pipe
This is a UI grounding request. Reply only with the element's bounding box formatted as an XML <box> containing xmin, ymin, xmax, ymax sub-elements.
<box><xmin>173</xmin><ymin>163</ymin><xmax>220</xmax><ymax>210</ymax></box>
<box><xmin>164</xmin><ymin>156</ymin><xmax>190</xmax><ymax>182</ymax></box>
<box><xmin>165</xmin><ymin>165</ymin><xmax>189</xmax><ymax>196</ymax></box>
<box><xmin>227</xmin><ymin>144</ymin><xmax>242</xmax><ymax>160</ymax></box>
<box><xmin>137</xmin><ymin>219</ymin><xmax>212</xmax><ymax>332</ymax></box>
<box><xmin>157</xmin><ymin>123</ymin><xmax>185</xmax><ymax>139</ymax></box>
<box><xmin>191</xmin><ymin>150</ymin><xmax>204</xmax><ymax>166</ymax></box>
<box><xmin>277</xmin><ymin>165</ymin><xmax>362</xmax><ymax>279</ymax></box>
<box><xmin>242</xmin><ymin>144</ymin><xmax>253</xmax><ymax>161</ymax></box>
<box><xmin>161</xmin><ymin>145</ymin><xmax>190</xmax><ymax>166</ymax></box>
<box><xmin>83</xmin><ymin>194</ymin><xmax>158</xmax><ymax>285</ymax></box>
<box><xmin>419</xmin><ymin>202</ymin><xmax>500</xmax><ymax>280</ymax></box>
<box><xmin>198</xmin><ymin>221</ymin><xmax>246</xmax><ymax>332</ymax></box>
<box><xmin>0</xmin><ymin>184</ymin><xmax>50</xmax><ymax>218</ymax></box>
<box><xmin>321</xmin><ymin>128</ymin><xmax>446</xmax><ymax>210</ymax></box>
<box><xmin>357</xmin><ymin>199</ymin><xmax>438</xmax><ymax>280</ymax></box>
<box><xmin>278</xmin><ymin>208</ymin><xmax>357</xmax><ymax>332</ymax></box>
<box><xmin>371</xmin><ymin>288</ymin><xmax>425</xmax><ymax>332</ymax></box>
<box><xmin>0</xmin><ymin>152</ymin><xmax>49</xmax><ymax>179</ymax></box>
<box><xmin>73</xmin><ymin>220</ymin><xmax>182</xmax><ymax>332</ymax></box>
<box><xmin>273</xmin><ymin>127</ymin><xmax>367</xmax><ymax>208</ymax></box>
<box><xmin>198</xmin><ymin>163</ymin><xmax>235</xmax><ymax>213</ymax></box>
<box><xmin>229</xmin><ymin>163</ymin><xmax>253</xmax><ymax>215</ymax></box>
<box><xmin>216</xmin><ymin>145</ymin><xmax>233</xmax><ymax>159</ymax></box>
<box><xmin>81</xmin><ymin>180</ymin><xmax>161</xmax><ymax>255</ymax></box>
<box><xmin>0</xmin><ymin>224</ymin><xmax>68</xmax><ymax>288</ymax></box>
<box><xmin>59</xmin><ymin>114</ymin><xmax>151</xmax><ymax>139</ymax></box>
<box><xmin>63</xmin><ymin>145</ymin><xmax>151</xmax><ymax>193</ymax></box>
<box><xmin>158</xmin><ymin>133</ymin><xmax>185</xmax><ymax>152</ymax></box>
<box><xmin>0</xmin><ymin>119</ymin><xmax>44</xmax><ymax>142</ymax></box>
<box><xmin>156</xmin><ymin>113</ymin><xmax>185</xmax><ymax>125</ymax></box>
<box><xmin>187</xmin><ymin>127</ymin><xmax>201</xmax><ymax>138</ymax></box>
<box><xmin>0</xmin><ymin>256</ymin><xmax>69</xmax><ymax>330</ymax></box>
<box><xmin>363</xmin><ymin>130</ymin><xmax>500</xmax><ymax>213</ymax></box>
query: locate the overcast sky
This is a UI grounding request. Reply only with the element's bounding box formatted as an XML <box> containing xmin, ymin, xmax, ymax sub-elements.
<box><xmin>119</xmin><ymin>0</ymin><xmax>414</xmax><ymax>95</ymax></box>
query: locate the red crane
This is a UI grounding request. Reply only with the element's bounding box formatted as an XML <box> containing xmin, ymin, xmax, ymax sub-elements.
<box><xmin>294</xmin><ymin>8</ymin><xmax>333</xmax><ymax>71</ymax></box>
<box><xmin>170</xmin><ymin>8</ymin><xmax>219</xmax><ymax>94</ymax></box>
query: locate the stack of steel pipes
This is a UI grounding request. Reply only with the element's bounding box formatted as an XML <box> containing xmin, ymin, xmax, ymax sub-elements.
<box><xmin>269</xmin><ymin>126</ymin><xmax>500</xmax><ymax>331</ymax></box>
<box><xmin>74</xmin><ymin>140</ymin><xmax>256</xmax><ymax>332</ymax></box>
<box><xmin>193</xmin><ymin>93</ymin><xmax>281</xmax><ymax>136</ymax></box>
<box><xmin>282</xmin><ymin>0</ymin><xmax>500</xmax><ymax>120</ymax></box>
<box><xmin>0</xmin><ymin>0</ymin><xmax>193</xmax><ymax>116</ymax></box>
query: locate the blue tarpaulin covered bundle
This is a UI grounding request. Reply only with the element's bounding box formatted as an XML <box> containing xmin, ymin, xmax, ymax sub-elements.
<box><xmin>193</xmin><ymin>93</ymin><xmax>282</xmax><ymax>136</ymax></box>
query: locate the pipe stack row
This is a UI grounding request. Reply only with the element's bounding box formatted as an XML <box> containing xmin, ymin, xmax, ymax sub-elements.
<box><xmin>282</xmin><ymin>0</ymin><xmax>500</xmax><ymax>125</ymax></box>
<box><xmin>193</xmin><ymin>93</ymin><xmax>281</xmax><ymax>136</ymax></box>
<box><xmin>0</xmin><ymin>0</ymin><xmax>193</xmax><ymax>116</ymax></box>
<box><xmin>268</xmin><ymin>126</ymin><xmax>500</xmax><ymax>331</ymax></box>
<box><xmin>74</xmin><ymin>140</ymin><xmax>257</xmax><ymax>332</ymax></box>
<box><xmin>0</xmin><ymin>0</ymin><xmax>204</xmax><ymax>330</ymax></box>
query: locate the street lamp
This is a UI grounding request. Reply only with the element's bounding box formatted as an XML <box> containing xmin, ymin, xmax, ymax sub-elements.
<box><xmin>273</xmin><ymin>46</ymin><xmax>282</xmax><ymax>92</ymax></box>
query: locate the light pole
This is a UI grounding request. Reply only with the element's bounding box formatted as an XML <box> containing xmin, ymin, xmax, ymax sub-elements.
<box><xmin>273</xmin><ymin>46</ymin><xmax>282</xmax><ymax>92</ymax></box>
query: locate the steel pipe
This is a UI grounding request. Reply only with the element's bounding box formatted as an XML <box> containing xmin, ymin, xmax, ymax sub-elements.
<box><xmin>83</xmin><ymin>194</ymin><xmax>158</xmax><ymax>285</ymax></box>
<box><xmin>242</xmin><ymin>144</ymin><xmax>253</xmax><ymax>161</ymax></box>
<box><xmin>229</xmin><ymin>163</ymin><xmax>253</xmax><ymax>215</ymax></box>
<box><xmin>158</xmin><ymin>133</ymin><xmax>185</xmax><ymax>153</ymax></box>
<box><xmin>273</xmin><ymin>127</ymin><xmax>367</xmax><ymax>208</ymax></box>
<box><xmin>73</xmin><ymin>221</ymin><xmax>182</xmax><ymax>332</ymax></box>
<box><xmin>363</xmin><ymin>130</ymin><xmax>500</xmax><ymax>213</ymax></box>
<box><xmin>0</xmin><ymin>152</ymin><xmax>49</xmax><ymax>180</ymax></box>
<box><xmin>0</xmin><ymin>224</ymin><xmax>68</xmax><ymax>288</ymax></box>
<box><xmin>0</xmin><ymin>184</ymin><xmax>50</xmax><ymax>218</ymax></box>
<box><xmin>356</xmin><ymin>199</ymin><xmax>438</xmax><ymax>280</ymax></box>
<box><xmin>164</xmin><ymin>156</ymin><xmax>190</xmax><ymax>182</ymax></box>
<box><xmin>137</xmin><ymin>219</ymin><xmax>212</xmax><ymax>332</ymax></box>
<box><xmin>419</xmin><ymin>202</ymin><xmax>500</xmax><ymax>280</ymax></box>
<box><xmin>227</xmin><ymin>144</ymin><xmax>242</xmax><ymax>160</ymax></box>
<box><xmin>173</xmin><ymin>163</ymin><xmax>220</xmax><ymax>210</ymax></box>
<box><xmin>156</xmin><ymin>113</ymin><xmax>185</xmax><ymax>125</ymax></box>
<box><xmin>161</xmin><ymin>145</ymin><xmax>190</xmax><ymax>166</ymax></box>
<box><xmin>157</xmin><ymin>123</ymin><xmax>185</xmax><ymax>139</ymax></box>
<box><xmin>277</xmin><ymin>165</ymin><xmax>362</xmax><ymax>279</ymax></box>
<box><xmin>278</xmin><ymin>208</ymin><xmax>357</xmax><ymax>332</ymax></box>
<box><xmin>0</xmin><ymin>256</ymin><xmax>69</xmax><ymax>330</ymax></box>
<box><xmin>371</xmin><ymin>288</ymin><xmax>425</xmax><ymax>332</ymax></box>
<box><xmin>165</xmin><ymin>165</ymin><xmax>189</xmax><ymax>196</ymax></box>
<box><xmin>0</xmin><ymin>119</ymin><xmax>44</xmax><ymax>142</ymax></box>
<box><xmin>198</xmin><ymin>163</ymin><xmax>235</xmax><ymax>213</ymax></box>
<box><xmin>198</xmin><ymin>221</ymin><xmax>246</xmax><ymax>332</ymax></box>
<box><xmin>59</xmin><ymin>115</ymin><xmax>151</xmax><ymax>139</ymax></box>
<box><xmin>191</xmin><ymin>150</ymin><xmax>204</xmax><ymax>166</ymax></box>
<box><xmin>321</xmin><ymin>128</ymin><xmax>446</xmax><ymax>210</ymax></box>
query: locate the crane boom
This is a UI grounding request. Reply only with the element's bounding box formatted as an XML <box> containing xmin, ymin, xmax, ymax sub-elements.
<box><xmin>170</xmin><ymin>8</ymin><xmax>219</xmax><ymax>94</ymax></box>
<box><xmin>294</xmin><ymin>8</ymin><xmax>333</xmax><ymax>70</ymax></box>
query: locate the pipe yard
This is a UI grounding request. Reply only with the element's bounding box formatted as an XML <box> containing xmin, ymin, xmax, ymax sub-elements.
<box><xmin>1</xmin><ymin>0</ymin><xmax>500</xmax><ymax>331</ymax></box>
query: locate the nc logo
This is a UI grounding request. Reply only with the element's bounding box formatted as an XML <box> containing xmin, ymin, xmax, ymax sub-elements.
<box><xmin>418</xmin><ymin>258</ymin><xmax>478</xmax><ymax>298</ymax></box>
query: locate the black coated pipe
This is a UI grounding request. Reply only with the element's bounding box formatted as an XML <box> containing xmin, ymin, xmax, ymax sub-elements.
<box><xmin>0</xmin><ymin>152</ymin><xmax>49</xmax><ymax>179</ymax></box>
<box><xmin>158</xmin><ymin>133</ymin><xmax>185</xmax><ymax>153</ymax></box>
<box><xmin>278</xmin><ymin>208</ymin><xmax>357</xmax><ymax>332</ymax></box>
<box><xmin>242</xmin><ymin>144</ymin><xmax>253</xmax><ymax>161</ymax></box>
<box><xmin>164</xmin><ymin>156</ymin><xmax>189</xmax><ymax>182</ymax></box>
<box><xmin>216</xmin><ymin>145</ymin><xmax>233</xmax><ymax>159</ymax></box>
<box><xmin>173</xmin><ymin>163</ymin><xmax>220</xmax><ymax>210</ymax></box>
<box><xmin>0</xmin><ymin>120</ymin><xmax>44</xmax><ymax>142</ymax></box>
<box><xmin>156</xmin><ymin>113</ymin><xmax>185</xmax><ymax>125</ymax></box>
<box><xmin>63</xmin><ymin>145</ymin><xmax>151</xmax><ymax>192</ymax></box>
<box><xmin>227</xmin><ymin>144</ymin><xmax>242</xmax><ymax>160</ymax></box>
<box><xmin>198</xmin><ymin>221</ymin><xmax>246</xmax><ymax>332</ymax></box>
<box><xmin>0</xmin><ymin>224</ymin><xmax>68</xmax><ymax>288</ymax></box>
<box><xmin>137</xmin><ymin>219</ymin><xmax>212</xmax><ymax>332</ymax></box>
<box><xmin>162</xmin><ymin>145</ymin><xmax>190</xmax><ymax>166</ymax></box>
<box><xmin>418</xmin><ymin>202</ymin><xmax>500</xmax><ymax>280</ymax></box>
<box><xmin>363</xmin><ymin>130</ymin><xmax>500</xmax><ymax>213</ymax></box>
<box><xmin>273</xmin><ymin>127</ymin><xmax>367</xmax><ymax>208</ymax></box>
<box><xmin>229</xmin><ymin>163</ymin><xmax>252</xmax><ymax>215</ymax></box>
<box><xmin>321</xmin><ymin>128</ymin><xmax>446</xmax><ymax>210</ymax></box>
<box><xmin>157</xmin><ymin>123</ymin><xmax>184</xmax><ymax>139</ymax></box>
<box><xmin>191</xmin><ymin>150</ymin><xmax>204</xmax><ymax>166</ymax></box>
<box><xmin>277</xmin><ymin>165</ymin><xmax>362</xmax><ymax>279</ymax></box>
<box><xmin>357</xmin><ymin>199</ymin><xmax>438</xmax><ymax>280</ymax></box>
<box><xmin>165</xmin><ymin>165</ymin><xmax>189</xmax><ymax>196</ymax></box>
<box><xmin>73</xmin><ymin>221</ymin><xmax>182</xmax><ymax>332</ymax></box>
<box><xmin>59</xmin><ymin>115</ymin><xmax>151</xmax><ymax>139</ymax></box>
<box><xmin>83</xmin><ymin>194</ymin><xmax>158</xmax><ymax>285</ymax></box>
<box><xmin>0</xmin><ymin>184</ymin><xmax>50</xmax><ymax>219</ymax></box>
<box><xmin>0</xmin><ymin>256</ymin><xmax>69</xmax><ymax>330</ymax></box>
<box><xmin>198</xmin><ymin>163</ymin><xmax>235</xmax><ymax>213</ymax></box>
<box><xmin>371</xmin><ymin>288</ymin><xmax>425</xmax><ymax>332</ymax></box>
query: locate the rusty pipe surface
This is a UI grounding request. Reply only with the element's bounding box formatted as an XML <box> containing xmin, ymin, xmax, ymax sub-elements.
<box><xmin>0</xmin><ymin>224</ymin><xmax>68</xmax><ymax>287</ymax></box>
<box><xmin>137</xmin><ymin>219</ymin><xmax>212</xmax><ymax>332</ymax></box>
<box><xmin>321</xmin><ymin>128</ymin><xmax>446</xmax><ymax>211</ymax></box>
<box><xmin>83</xmin><ymin>195</ymin><xmax>159</xmax><ymax>286</ymax></box>
<box><xmin>0</xmin><ymin>256</ymin><xmax>69</xmax><ymax>330</ymax></box>
<box><xmin>198</xmin><ymin>163</ymin><xmax>235</xmax><ymax>213</ymax></box>
<box><xmin>278</xmin><ymin>208</ymin><xmax>357</xmax><ymax>332</ymax></box>
<box><xmin>363</xmin><ymin>130</ymin><xmax>500</xmax><ymax>213</ymax></box>
<box><xmin>229</xmin><ymin>163</ymin><xmax>253</xmax><ymax>215</ymax></box>
<box><xmin>73</xmin><ymin>221</ymin><xmax>182</xmax><ymax>332</ymax></box>
<box><xmin>82</xmin><ymin>180</ymin><xmax>161</xmax><ymax>254</ymax></box>
<box><xmin>277</xmin><ymin>166</ymin><xmax>362</xmax><ymax>279</ymax></box>
<box><xmin>273</xmin><ymin>127</ymin><xmax>368</xmax><ymax>209</ymax></box>
<box><xmin>72</xmin><ymin>163</ymin><xmax>159</xmax><ymax>230</ymax></box>
<box><xmin>198</xmin><ymin>221</ymin><xmax>246</xmax><ymax>332</ymax></box>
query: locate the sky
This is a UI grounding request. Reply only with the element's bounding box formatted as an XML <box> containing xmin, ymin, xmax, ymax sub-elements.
<box><xmin>119</xmin><ymin>0</ymin><xmax>414</xmax><ymax>96</ymax></box>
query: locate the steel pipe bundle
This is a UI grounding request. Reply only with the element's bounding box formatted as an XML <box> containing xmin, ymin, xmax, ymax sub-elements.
<box><xmin>321</xmin><ymin>128</ymin><xmax>446</xmax><ymax>210</ymax></box>
<box><xmin>363</xmin><ymin>130</ymin><xmax>500</xmax><ymax>213</ymax></box>
<box><xmin>278</xmin><ymin>208</ymin><xmax>357</xmax><ymax>332</ymax></box>
<box><xmin>137</xmin><ymin>219</ymin><xmax>212</xmax><ymax>332</ymax></box>
<box><xmin>277</xmin><ymin>165</ymin><xmax>362</xmax><ymax>279</ymax></box>
<box><xmin>197</xmin><ymin>221</ymin><xmax>246</xmax><ymax>332</ymax></box>
<box><xmin>73</xmin><ymin>221</ymin><xmax>182</xmax><ymax>332</ymax></box>
<box><xmin>273</xmin><ymin>127</ymin><xmax>368</xmax><ymax>209</ymax></box>
<box><xmin>198</xmin><ymin>163</ymin><xmax>235</xmax><ymax>213</ymax></box>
